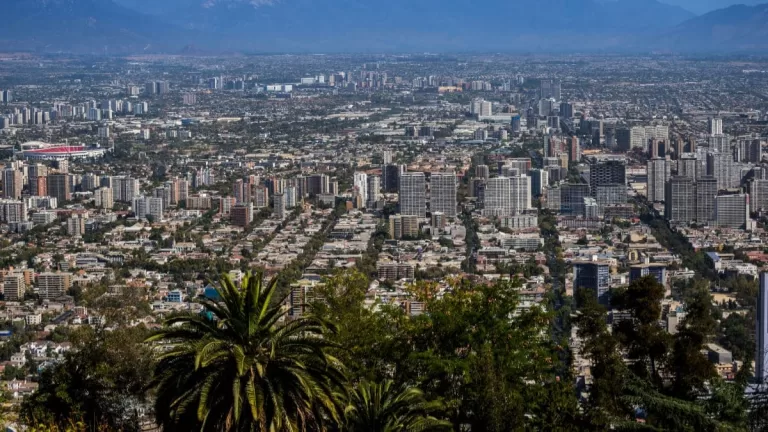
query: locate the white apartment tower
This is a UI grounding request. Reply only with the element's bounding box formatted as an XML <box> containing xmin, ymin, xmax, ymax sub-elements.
<box><xmin>430</xmin><ymin>173</ymin><xmax>457</xmax><ymax>217</ymax></box>
<box><xmin>399</xmin><ymin>172</ymin><xmax>426</xmax><ymax>217</ymax></box>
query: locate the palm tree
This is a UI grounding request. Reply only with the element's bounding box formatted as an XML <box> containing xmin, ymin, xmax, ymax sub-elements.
<box><xmin>344</xmin><ymin>380</ymin><xmax>451</xmax><ymax>432</ymax></box>
<box><xmin>147</xmin><ymin>272</ymin><xmax>346</xmax><ymax>432</ymax></box>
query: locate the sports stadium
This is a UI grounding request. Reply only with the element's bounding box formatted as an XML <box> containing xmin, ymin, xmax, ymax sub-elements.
<box><xmin>17</xmin><ymin>141</ymin><xmax>108</xmax><ymax>160</ymax></box>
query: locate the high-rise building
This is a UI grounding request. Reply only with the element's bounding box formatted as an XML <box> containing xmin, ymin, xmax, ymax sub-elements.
<box><xmin>561</xmin><ymin>183</ymin><xmax>590</xmax><ymax>215</ymax></box>
<box><xmin>475</xmin><ymin>165</ymin><xmax>490</xmax><ymax>180</ymax></box>
<box><xmin>573</xmin><ymin>260</ymin><xmax>611</xmax><ymax>305</ymax></box>
<box><xmin>273</xmin><ymin>193</ymin><xmax>286</xmax><ymax>218</ymax></box>
<box><xmin>588</xmin><ymin>157</ymin><xmax>626</xmax><ymax>197</ymax></box>
<box><xmin>37</xmin><ymin>272</ymin><xmax>71</xmax><ymax>300</ymax></box>
<box><xmin>112</xmin><ymin>176</ymin><xmax>140</xmax><ymax>202</ymax></box>
<box><xmin>366</xmin><ymin>175</ymin><xmax>381</xmax><ymax>209</ymax></box>
<box><xmin>388</xmin><ymin>214</ymin><xmax>419</xmax><ymax>239</ymax></box>
<box><xmin>46</xmin><ymin>174</ymin><xmax>71</xmax><ymax>203</ymax></box>
<box><xmin>714</xmin><ymin>194</ymin><xmax>748</xmax><ymax>229</ymax></box>
<box><xmin>647</xmin><ymin>158</ymin><xmax>668</xmax><ymax>202</ymax></box>
<box><xmin>67</xmin><ymin>214</ymin><xmax>86</xmax><ymax>237</ymax></box>
<box><xmin>569</xmin><ymin>136</ymin><xmax>581</xmax><ymax>163</ymax></box>
<box><xmin>484</xmin><ymin>177</ymin><xmax>512</xmax><ymax>217</ymax></box>
<box><xmin>353</xmin><ymin>172</ymin><xmax>368</xmax><ymax>206</ymax></box>
<box><xmin>758</xmin><ymin>273</ymin><xmax>768</xmax><ymax>384</ymax></box>
<box><xmin>95</xmin><ymin>187</ymin><xmax>114</xmax><ymax>209</ymax></box>
<box><xmin>399</xmin><ymin>172</ymin><xmax>426</xmax><ymax>217</ymax></box>
<box><xmin>677</xmin><ymin>153</ymin><xmax>698</xmax><ymax>179</ymax></box>
<box><xmin>470</xmin><ymin>99</ymin><xmax>492</xmax><ymax>117</ymax></box>
<box><xmin>596</xmin><ymin>184</ymin><xmax>627</xmax><ymax>215</ymax></box>
<box><xmin>383</xmin><ymin>164</ymin><xmax>402</xmax><ymax>192</ymax></box>
<box><xmin>231</xmin><ymin>203</ymin><xmax>253</xmax><ymax>227</ymax></box>
<box><xmin>708</xmin><ymin>117</ymin><xmax>723</xmax><ymax>136</ymax></box>
<box><xmin>737</xmin><ymin>136</ymin><xmax>762</xmax><ymax>163</ymax></box>
<box><xmin>3</xmin><ymin>273</ymin><xmax>25</xmax><ymax>301</ymax></box>
<box><xmin>510</xmin><ymin>174</ymin><xmax>532</xmax><ymax>213</ymax></box>
<box><xmin>540</xmin><ymin>79</ymin><xmax>561</xmax><ymax>100</ymax></box>
<box><xmin>2</xmin><ymin>168</ymin><xmax>22</xmax><ymax>199</ymax></box>
<box><xmin>430</xmin><ymin>173</ymin><xmax>457</xmax><ymax>217</ymax></box>
<box><xmin>629</xmin><ymin>264</ymin><xmax>667</xmax><ymax>286</ymax></box>
<box><xmin>529</xmin><ymin>169</ymin><xmax>548</xmax><ymax>197</ymax></box>
<box><xmin>665</xmin><ymin>176</ymin><xmax>695</xmax><ymax>224</ymax></box>
<box><xmin>630</xmin><ymin>126</ymin><xmax>646</xmax><ymax>149</ymax></box>
<box><xmin>696</xmin><ymin>176</ymin><xmax>718</xmax><ymax>223</ymax></box>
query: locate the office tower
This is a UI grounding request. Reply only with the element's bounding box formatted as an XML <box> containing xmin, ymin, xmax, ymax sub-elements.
<box><xmin>46</xmin><ymin>174</ymin><xmax>71</xmax><ymax>203</ymax></box>
<box><xmin>353</xmin><ymin>172</ymin><xmax>368</xmax><ymax>206</ymax></box>
<box><xmin>382</xmin><ymin>150</ymin><xmax>393</xmax><ymax>165</ymax></box>
<box><xmin>538</xmin><ymin>98</ymin><xmax>555</xmax><ymax>116</ymax></box>
<box><xmin>37</xmin><ymin>272</ymin><xmax>71</xmax><ymax>300</ymax></box>
<box><xmin>629</xmin><ymin>264</ymin><xmax>667</xmax><ymax>286</ymax></box>
<box><xmin>588</xmin><ymin>158</ymin><xmax>626</xmax><ymax>197</ymax></box>
<box><xmin>615</xmin><ymin>128</ymin><xmax>631</xmax><ymax>151</ymax></box>
<box><xmin>570</xmin><ymin>136</ymin><xmax>581</xmax><ymax>163</ymax></box>
<box><xmin>750</xmin><ymin>179</ymin><xmax>768</xmax><ymax>213</ymax></box>
<box><xmin>399</xmin><ymin>172</ymin><xmax>426</xmax><ymax>217</ymax></box>
<box><xmin>596</xmin><ymin>184</ymin><xmax>627</xmax><ymax>214</ymax></box>
<box><xmin>67</xmin><ymin>215</ymin><xmax>86</xmax><ymax>237</ymax></box>
<box><xmin>573</xmin><ymin>260</ymin><xmax>611</xmax><ymax>305</ymax></box>
<box><xmin>758</xmin><ymin>273</ymin><xmax>768</xmax><ymax>383</ymax></box>
<box><xmin>529</xmin><ymin>169</ymin><xmax>548</xmax><ymax>197</ymax></box>
<box><xmin>714</xmin><ymin>194</ymin><xmax>748</xmax><ymax>229</ymax></box>
<box><xmin>475</xmin><ymin>165</ymin><xmax>490</xmax><ymax>180</ymax></box>
<box><xmin>708</xmin><ymin>117</ymin><xmax>723</xmax><ymax>136</ymax></box>
<box><xmin>511</xmin><ymin>115</ymin><xmax>521</xmax><ymax>133</ymax></box>
<box><xmin>484</xmin><ymin>177</ymin><xmax>512</xmax><ymax>217</ymax></box>
<box><xmin>307</xmin><ymin>174</ymin><xmax>329</xmax><ymax>195</ymax></box>
<box><xmin>3</xmin><ymin>274</ymin><xmax>25</xmax><ymax>301</ymax></box>
<box><xmin>696</xmin><ymin>176</ymin><xmax>718</xmax><ymax>223</ymax></box>
<box><xmin>647</xmin><ymin>158</ymin><xmax>668</xmax><ymax>202</ymax></box>
<box><xmin>665</xmin><ymin>176</ymin><xmax>695</xmax><ymax>224</ymax></box>
<box><xmin>284</xmin><ymin>187</ymin><xmax>297</xmax><ymax>208</ymax></box>
<box><xmin>2</xmin><ymin>168</ymin><xmax>22</xmax><ymax>199</ymax></box>
<box><xmin>95</xmin><ymin>187</ymin><xmax>114</xmax><ymax>209</ymax></box>
<box><xmin>737</xmin><ymin>137</ymin><xmax>762</xmax><ymax>163</ymax></box>
<box><xmin>559</xmin><ymin>102</ymin><xmax>573</xmax><ymax>118</ymax></box>
<box><xmin>273</xmin><ymin>193</ymin><xmax>286</xmax><ymax>218</ymax></box>
<box><xmin>649</xmin><ymin>139</ymin><xmax>667</xmax><ymax>159</ymax></box>
<box><xmin>1</xmin><ymin>90</ymin><xmax>12</xmax><ymax>104</ymax></box>
<box><xmin>709</xmin><ymin>134</ymin><xmax>731</xmax><ymax>153</ymax></box>
<box><xmin>540</xmin><ymin>79</ymin><xmax>561</xmax><ymax>100</ymax></box>
<box><xmin>366</xmin><ymin>175</ymin><xmax>381</xmax><ymax>209</ymax></box>
<box><xmin>430</xmin><ymin>173</ymin><xmax>457</xmax><ymax>217</ymax></box>
<box><xmin>561</xmin><ymin>183</ymin><xmax>590</xmax><ymax>215</ymax></box>
<box><xmin>677</xmin><ymin>154</ymin><xmax>698</xmax><ymax>179</ymax></box>
<box><xmin>510</xmin><ymin>174</ymin><xmax>532</xmax><ymax>213</ymax></box>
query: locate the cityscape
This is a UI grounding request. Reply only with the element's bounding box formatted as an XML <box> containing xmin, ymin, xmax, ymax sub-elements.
<box><xmin>0</xmin><ymin>47</ymin><xmax>768</xmax><ymax>430</ymax></box>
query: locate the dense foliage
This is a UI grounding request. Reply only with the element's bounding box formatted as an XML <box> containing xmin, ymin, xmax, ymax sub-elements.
<box><xmin>14</xmin><ymin>269</ymin><xmax>768</xmax><ymax>431</ymax></box>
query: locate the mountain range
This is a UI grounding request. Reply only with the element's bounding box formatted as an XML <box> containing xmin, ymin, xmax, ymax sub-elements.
<box><xmin>1</xmin><ymin>0</ymin><xmax>767</xmax><ymax>53</ymax></box>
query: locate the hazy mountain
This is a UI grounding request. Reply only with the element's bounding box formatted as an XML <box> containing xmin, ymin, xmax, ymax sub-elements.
<box><xmin>3</xmin><ymin>0</ymin><xmax>768</xmax><ymax>53</ymax></box>
<box><xmin>661</xmin><ymin>3</ymin><xmax>768</xmax><ymax>51</ymax></box>
<box><xmin>0</xmin><ymin>0</ymin><xmax>190</xmax><ymax>53</ymax></box>
<box><xmin>133</xmin><ymin>0</ymin><xmax>695</xmax><ymax>52</ymax></box>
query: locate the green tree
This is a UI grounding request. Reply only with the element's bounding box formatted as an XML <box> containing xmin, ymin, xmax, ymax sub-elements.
<box><xmin>20</xmin><ymin>327</ymin><xmax>152</xmax><ymax>432</ymax></box>
<box><xmin>147</xmin><ymin>272</ymin><xmax>346</xmax><ymax>432</ymax></box>
<box><xmin>343</xmin><ymin>380</ymin><xmax>450</xmax><ymax>432</ymax></box>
